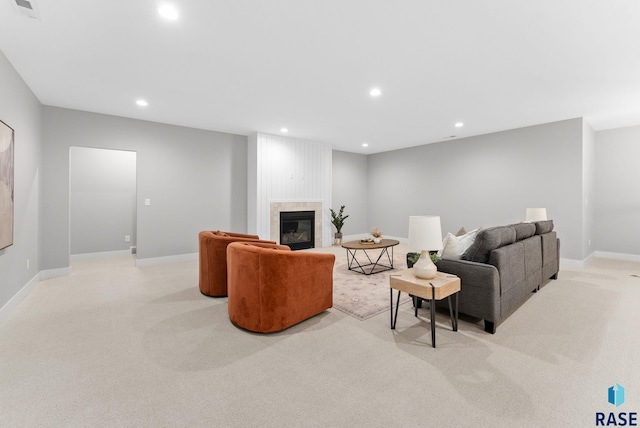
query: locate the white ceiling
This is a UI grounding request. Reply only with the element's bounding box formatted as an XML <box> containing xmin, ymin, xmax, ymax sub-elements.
<box><xmin>1</xmin><ymin>1</ymin><xmax>640</xmax><ymax>154</ymax></box>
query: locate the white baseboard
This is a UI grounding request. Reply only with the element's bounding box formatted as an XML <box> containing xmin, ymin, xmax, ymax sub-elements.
<box><xmin>560</xmin><ymin>258</ymin><xmax>587</xmax><ymax>268</ymax></box>
<box><xmin>40</xmin><ymin>267</ymin><xmax>72</xmax><ymax>280</ymax></box>
<box><xmin>135</xmin><ymin>252</ymin><xmax>198</xmax><ymax>267</ymax></box>
<box><xmin>561</xmin><ymin>251</ymin><xmax>640</xmax><ymax>269</ymax></box>
<box><xmin>71</xmin><ymin>250</ymin><xmax>131</xmax><ymax>261</ymax></box>
<box><xmin>0</xmin><ymin>273</ymin><xmax>40</xmax><ymax>324</ymax></box>
<box><xmin>594</xmin><ymin>251</ymin><xmax>640</xmax><ymax>262</ymax></box>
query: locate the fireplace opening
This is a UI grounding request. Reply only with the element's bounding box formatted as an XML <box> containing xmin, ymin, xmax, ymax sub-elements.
<box><xmin>280</xmin><ymin>211</ymin><xmax>315</xmax><ymax>250</ymax></box>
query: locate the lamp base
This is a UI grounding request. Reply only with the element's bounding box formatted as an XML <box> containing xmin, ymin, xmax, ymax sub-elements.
<box><xmin>413</xmin><ymin>250</ymin><xmax>437</xmax><ymax>279</ymax></box>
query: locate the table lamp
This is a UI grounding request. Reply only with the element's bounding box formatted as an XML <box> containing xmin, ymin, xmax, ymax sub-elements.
<box><xmin>526</xmin><ymin>208</ymin><xmax>547</xmax><ymax>222</ymax></box>
<box><xmin>408</xmin><ymin>215</ymin><xmax>443</xmax><ymax>279</ymax></box>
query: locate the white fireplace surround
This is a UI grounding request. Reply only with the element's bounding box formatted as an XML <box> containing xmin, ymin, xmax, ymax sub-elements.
<box><xmin>248</xmin><ymin>133</ymin><xmax>332</xmax><ymax>247</ymax></box>
<box><xmin>270</xmin><ymin>202</ymin><xmax>323</xmax><ymax>248</ymax></box>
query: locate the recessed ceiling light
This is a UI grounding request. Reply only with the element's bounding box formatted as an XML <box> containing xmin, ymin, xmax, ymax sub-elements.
<box><xmin>369</xmin><ymin>88</ymin><xmax>381</xmax><ymax>97</ymax></box>
<box><xmin>362</xmin><ymin>143</ymin><xmax>369</xmax><ymax>147</ymax></box>
<box><xmin>280</xmin><ymin>128</ymin><xmax>288</xmax><ymax>133</ymax></box>
<box><xmin>454</xmin><ymin>122</ymin><xmax>464</xmax><ymax>128</ymax></box>
<box><xmin>136</xmin><ymin>99</ymin><xmax>148</xmax><ymax>107</ymax></box>
<box><xmin>158</xmin><ymin>4</ymin><xmax>179</xmax><ymax>20</ymax></box>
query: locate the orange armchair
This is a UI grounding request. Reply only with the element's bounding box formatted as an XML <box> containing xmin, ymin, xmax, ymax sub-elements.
<box><xmin>227</xmin><ymin>242</ymin><xmax>335</xmax><ymax>333</ymax></box>
<box><xmin>198</xmin><ymin>231</ymin><xmax>276</xmax><ymax>297</ymax></box>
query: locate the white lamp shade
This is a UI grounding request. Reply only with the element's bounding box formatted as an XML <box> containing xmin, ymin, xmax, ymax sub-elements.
<box><xmin>526</xmin><ymin>208</ymin><xmax>547</xmax><ymax>222</ymax></box>
<box><xmin>408</xmin><ymin>216</ymin><xmax>443</xmax><ymax>252</ymax></box>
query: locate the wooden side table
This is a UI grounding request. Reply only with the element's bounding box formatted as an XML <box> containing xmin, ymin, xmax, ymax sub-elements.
<box><xmin>389</xmin><ymin>269</ymin><xmax>460</xmax><ymax>348</ymax></box>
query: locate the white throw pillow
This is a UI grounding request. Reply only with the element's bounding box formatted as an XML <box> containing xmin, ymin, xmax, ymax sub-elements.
<box><xmin>439</xmin><ymin>228</ymin><xmax>478</xmax><ymax>259</ymax></box>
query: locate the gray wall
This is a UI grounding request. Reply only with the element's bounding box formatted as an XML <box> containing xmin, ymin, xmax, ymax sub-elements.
<box><xmin>331</xmin><ymin>150</ymin><xmax>369</xmax><ymax>237</ymax></box>
<box><xmin>41</xmin><ymin>107</ymin><xmax>247</xmax><ymax>268</ymax></box>
<box><xmin>367</xmin><ymin>118</ymin><xmax>586</xmax><ymax>260</ymax></box>
<box><xmin>0</xmin><ymin>51</ymin><xmax>42</xmax><ymax>311</ymax></box>
<box><xmin>582</xmin><ymin>121</ymin><xmax>596</xmax><ymax>257</ymax></box>
<box><xmin>69</xmin><ymin>147</ymin><xmax>137</xmax><ymax>255</ymax></box>
<box><xmin>595</xmin><ymin>125</ymin><xmax>640</xmax><ymax>255</ymax></box>
<box><xmin>3</xmin><ymin>37</ymin><xmax>639</xmax><ymax>322</ymax></box>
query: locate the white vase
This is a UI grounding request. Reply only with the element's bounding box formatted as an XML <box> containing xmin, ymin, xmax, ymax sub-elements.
<box><xmin>413</xmin><ymin>250</ymin><xmax>437</xmax><ymax>279</ymax></box>
<box><xmin>373</xmin><ymin>237</ymin><xmax>381</xmax><ymax>244</ymax></box>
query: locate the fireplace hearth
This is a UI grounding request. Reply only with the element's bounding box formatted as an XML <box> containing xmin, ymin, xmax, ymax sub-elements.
<box><xmin>280</xmin><ymin>211</ymin><xmax>315</xmax><ymax>250</ymax></box>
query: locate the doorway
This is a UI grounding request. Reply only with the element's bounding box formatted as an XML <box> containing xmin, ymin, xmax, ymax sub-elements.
<box><xmin>69</xmin><ymin>147</ymin><xmax>137</xmax><ymax>259</ymax></box>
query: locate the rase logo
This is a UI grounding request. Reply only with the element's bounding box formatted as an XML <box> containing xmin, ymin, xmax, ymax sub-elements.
<box><xmin>596</xmin><ymin>383</ymin><xmax>637</xmax><ymax>426</ymax></box>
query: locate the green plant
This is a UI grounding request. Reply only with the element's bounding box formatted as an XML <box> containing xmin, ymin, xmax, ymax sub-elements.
<box><xmin>407</xmin><ymin>251</ymin><xmax>440</xmax><ymax>266</ymax></box>
<box><xmin>329</xmin><ymin>205</ymin><xmax>349</xmax><ymax>234</ymax></box>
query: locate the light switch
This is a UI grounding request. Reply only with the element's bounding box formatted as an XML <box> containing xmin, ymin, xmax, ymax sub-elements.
<box><xmin>145</xmin><ymin>198</ymin><xmax>151</xmax><ymax>206</ymax></box>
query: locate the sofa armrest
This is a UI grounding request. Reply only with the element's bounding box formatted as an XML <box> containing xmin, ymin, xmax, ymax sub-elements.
<box><xmin>239</xmin><ymin>242</ymin><xmax>290</xmax><ymax>251</ymax></box>
<box><xmin>222</xmin><ymin>231</ymin><xmax>260</xmax><ymax>239</ymax></box>
<box><xmin>436</xmin><ymin>258</ymin><xmax>501</xmax><ymax>326</ymax></box>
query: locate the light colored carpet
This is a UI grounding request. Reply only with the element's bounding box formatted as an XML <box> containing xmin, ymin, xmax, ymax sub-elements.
<box><xmin>328</xmin><ymin>244</ymin><xmax>412</xmax><ymax>320</ymax></box>
<box><xmin>1</xmin><ymin>248</ymin><xmax>639</xmax><ymax>427</ymax></box>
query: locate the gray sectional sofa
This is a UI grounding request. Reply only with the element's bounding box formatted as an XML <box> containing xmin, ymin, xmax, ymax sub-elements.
<box><xmin>435</xmin><ymin>220</ymin><xmax>560</xmax><ymax>333</ymax></box>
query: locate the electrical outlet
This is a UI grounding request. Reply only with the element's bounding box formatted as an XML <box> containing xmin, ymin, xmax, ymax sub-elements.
<box><xmin>125</xmin><ymin>235</ymin><xmax>131</xmax><ymax>242</ymax></box>
<box><xmin>144</xmin><ymin>198</ymin><xmax>151</xmax><ymax>206</ymax></box>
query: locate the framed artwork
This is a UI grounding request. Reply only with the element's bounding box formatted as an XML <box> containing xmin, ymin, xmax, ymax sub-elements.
<box><xmin>0</xmin><ymin>120</ymin><xmax>14</xmax><ymax>250</ymax></box>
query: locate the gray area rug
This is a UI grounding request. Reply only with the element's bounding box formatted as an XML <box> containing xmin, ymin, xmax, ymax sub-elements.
<box><xmin>332</xmin><ymin>247</ymin><xmax>412</xmax><ymax>320</ymax></box>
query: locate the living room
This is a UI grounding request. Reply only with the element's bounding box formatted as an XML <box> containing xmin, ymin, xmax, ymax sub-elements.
<box><xmin>1</xmin><ymin>2</ymin><xmax>640</xmax><ymax>426</ymax></box>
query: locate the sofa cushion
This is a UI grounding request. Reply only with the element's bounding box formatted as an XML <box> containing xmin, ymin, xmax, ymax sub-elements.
<box><xmin>521</xmin><ymin>235</ymin><xmax>543</xmax><ymax>291</ymax></box>
<box><xmin>510</xmin><ymin>223</ymin><xmax>536</xmax><ymax>241</ymax></box>
<box><xmin>488</xmin><ymin>242</ymin><xmax>526</xmax><ymax>298</ymax></box>
<box><xmin>541</xmin><ymin>231</ymin><xmax>559</xmax><ymax>279</ymax></box>
<box><xmin>461</xmin><ymin>226</ymin><xmax>516</xmax><ymax>263</ymax></box>
<box><xmin>440</xmin><ymin>228</ymin><xmax>478</xmax><ymax>260</ymax></box>
<box><xmin>534</xmin><ymin>220</ymin><xmax>554</xmax><ymax>235</ymax></box>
